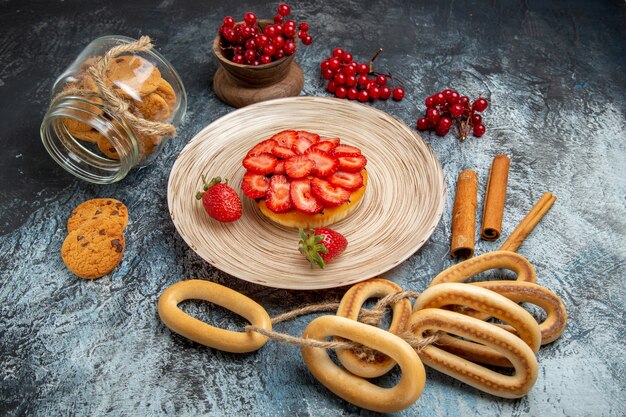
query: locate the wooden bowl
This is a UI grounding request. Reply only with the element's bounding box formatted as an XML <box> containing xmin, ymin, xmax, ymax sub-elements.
<box><xmin>212</xmin><ymin>20</ymin><xmax>304</xmax><ymax>107</ymax></box>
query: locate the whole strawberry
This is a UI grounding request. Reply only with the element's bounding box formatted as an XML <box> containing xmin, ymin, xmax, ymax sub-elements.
<box><xmin>196</xmin><ymin>175</ymin><xmax>242</xmax><ymax>222</ymax></box>
<box><xmin>298</xmin><ymin>227</ymin><xmax>348</xmax><ymax>268</ymax></box>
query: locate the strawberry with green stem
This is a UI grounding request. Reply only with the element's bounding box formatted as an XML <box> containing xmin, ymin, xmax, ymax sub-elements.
<box><xmin>298</xmin><ymin>227</ymin><xmax>348</xmax><ymax>268</ymax></box>
<box><xmin>196</xmin><ymin>175</ymin><xmax>242</xmax><ymax>222</ymax></box>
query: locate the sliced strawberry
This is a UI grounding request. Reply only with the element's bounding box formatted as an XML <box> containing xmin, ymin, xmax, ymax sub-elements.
<box><xmin>271</xmin><ymin>130</ymin><xmax>298</xmax><ymax>148</ymax></box>
<box><xmin>248</xmin><ymin>139</ymin><xmax>278</xmax><ymax>156</ymax></box>
<box><xmin>292</xmin><ymin>137</ymin><xmax>313</xmax><ymax>154</ymax></box>
<box><xmin>309</xmin><ymin>140</ymin><xmax>338</xmax><ymax>153</ymax></box>
<box><xmin>241</xmin><ymin>173</ymin><xmax>270</xmax><ymax>199</ymax></box>
<box><xmin>337</xmin><ymin>154</ymin><xmax>367</xmax><ymax>172</ymax></box>
<box><xmin>311</xmin><ymin>178</ymin><xmax>351</xmax><ymax>207</ymax></box>
<box><xmin>296</xmin><ymin>130</ymin><xmax>320</xmax><ymax>144</ymax></box>
<box><xmin>266</xmin><ymin>175</ymin><xmax>293</xmax><ymax>213</ymax></box>
<box><xmin>333</xmin><ymin>144</ymin><xmax>362</xmax><ymax>157</ymax></box>
<box><xmin>272</xmin><ymin>145</ymin><xmax>297</xmax><ymax>159</ymax></box>
<box><xmin>274</xmin><ymin>160</ymin><xmax>285</xmax><ymax>175</ymax></box>
<box><xmin>305</xmin><ymin>148</ymin><xmax>339</xmax><ymax>177</ymax></box>
<box><xmin>327</xmin><ymin>171</ymin><xmax>364</xmax><ymax>191</ymax></box>
<box><xmin>243</xmin><ymin>152</ymin><xmax>277</xmax><ymax>174</ymax></box>
<box><xmin>284</xmin><ymin>155</ymin><xmax>314</xmax><ymax>178</ymax></box>
<box><xmin>290</xmin><ymin>179</ymin><xmax>324</xmax><ymax>214</ymax></box>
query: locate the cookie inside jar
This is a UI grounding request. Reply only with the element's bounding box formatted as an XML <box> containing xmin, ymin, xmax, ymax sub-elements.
<box><xmin>42</xmin><ymin>35</ymin><xmax>187</xmax><ymax>184</ymax></box>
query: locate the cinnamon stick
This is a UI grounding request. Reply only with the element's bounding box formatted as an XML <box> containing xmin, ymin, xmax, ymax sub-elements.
<box><xmin>481</xmin><ymin>154</ymin><xmax>510</xmax><ymax>241</ymax></box>
<box><xmin>451</xmin><ymin>169</ymin><xmax>478</xmax><ymax>258</ymax></box>
<box><xmin>500</xmin><ymin>192</ymin><xmax>556</xmax><ymax>252</ymax></box>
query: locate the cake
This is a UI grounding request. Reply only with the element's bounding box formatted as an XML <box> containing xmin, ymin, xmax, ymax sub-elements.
<box><xmin>240</xmin><ymin>130</ymin><xmax>368</xmax><ymax>228</ymax></box>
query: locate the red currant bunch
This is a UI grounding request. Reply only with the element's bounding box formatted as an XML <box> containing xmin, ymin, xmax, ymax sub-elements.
<box><xmin>218</xmin><ymin>3</ymin><xmax>313</xmax><ymax>66</ymax></box>
<box><xmin>319</xmin><ymin>47</ymin><xmax>405</xmax><ymax>103</ymax></box>
<box><xmin>416</xmin><ymin>89</ymin><xmax>489</xmax><ymax>140</ymax></box>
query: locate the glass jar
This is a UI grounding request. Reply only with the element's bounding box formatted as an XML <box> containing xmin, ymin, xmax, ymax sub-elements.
<box><xmin>41</xmin><ymin>35</ymin><xmax>187</xmax><ymax>183</ymax></box>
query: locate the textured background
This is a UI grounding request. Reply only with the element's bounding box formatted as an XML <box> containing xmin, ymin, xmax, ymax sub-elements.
<box><xmin>1</xmin><ymin>0</ymin><xmax>625</xmax><ymax>416</ymax></box>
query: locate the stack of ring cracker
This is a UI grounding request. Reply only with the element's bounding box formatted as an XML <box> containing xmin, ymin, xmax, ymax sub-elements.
<box><xmin>62</xmin><ymin>54</ymin><xmax>178</xmax><ymax>161</ymax></box>
<box><xmin>156</xmin><ymin>251</ymin><xmax>568</xmax><ymax>412</ymax></box>
<box><xmin>61</xmin><ymin>198</ymin><xmax>129</xmax><ymax>279</ymax></box>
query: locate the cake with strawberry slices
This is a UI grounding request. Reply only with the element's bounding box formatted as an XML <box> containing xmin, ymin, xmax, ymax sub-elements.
<box><xmin>240</xmin><ymin>129</ymin><xmax>368</xmax><ymax>229</ymax></box>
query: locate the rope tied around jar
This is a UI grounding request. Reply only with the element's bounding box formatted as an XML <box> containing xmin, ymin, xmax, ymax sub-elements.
<box><xmin>52</xmin><ymin>36</ymin><xmax>176</xmax><ymax>137</ymax></box>
<box><xmin>244</xmin><ymin>290</ymin><xmax>444</xmax><ymax>355</ymax></box>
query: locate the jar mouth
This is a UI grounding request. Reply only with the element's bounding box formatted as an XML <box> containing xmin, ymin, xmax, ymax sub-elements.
<box><xmin>41</xmin><ymin>96</ymin><xmax>138</xmax><ymax>184</ymax></box>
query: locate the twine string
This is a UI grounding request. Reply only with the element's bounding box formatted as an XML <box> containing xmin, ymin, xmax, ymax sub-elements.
<box><xmin>244</xmin><ymin>290</ymin><xmax>444</xmax><ymax>359</ymax></box>
<box><xmin>52</xmin><ymin>35</ymin><xmax>176</xmax><ymax>137</ymax></box>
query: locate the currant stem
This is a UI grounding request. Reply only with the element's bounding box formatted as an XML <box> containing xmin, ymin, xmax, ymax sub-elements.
<box><xmin>369</xmin><ymin>48</ymin><xmax>383</xmax><ymax>73</ymax></box>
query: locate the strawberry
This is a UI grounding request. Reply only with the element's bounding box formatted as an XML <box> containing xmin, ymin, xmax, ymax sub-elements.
<box><xmin>290</xmin><ymin>179</ymin><xmax>324</xmax><ymax>214</ymax></box>
<box><xmin>327</xmin><ymin>171</ymin><xmax>363</xmax><ymax>191</ymax></box>
<box><xmin>265</xmin><ymin>175</ymin><xmax>293</xmax><ymax>213</ymax></box>
<box><xmin>241</xmin><ymin>173</ymin><xmax>270</xmax><ymax>199</ymax></box>
<box><xmin>333</xmin><ymin>144</ymin><xmax>362</xmax><ymax>157</ymax></box>
<box><xmin>284</xmin><ymin>155</ymin><xmax>314</xmax><ymax>178</ymax></box>
<box><xmin>309</xmin><ymin>140</ymin><xmax>338</xmax><ymax>153</ymax></box>
<box><xmin>248</xmin><ymin>139</ymin><xmax>278</xmax><ymax>156</ymax></box>
<box><xmin>272</xmin><ymin>145</ymin><xmax>297</xmax><ymax>159</ymax></box>
<box><xmin>321</xmin><ymin>137</ymin><xmax>341</xmax><ymax>145</ymax></box>
<box><xmin>298</xmin><ymin>227</ymin><xmax>348</xmax><ymax>268</ymax></box>
<box><xmin>296</xmin><ymin>130</ymin><xmax>320</xmax><ymax>144</ymax></box>
<box><xmin>310</xmin><ymin>177</ymin><xmax>350</xmax><ymax>207</ymax></box>
<box><xmin>292</xmin><ymin>137</ymin><xmax>313</xmax><ymax>154</ymax></box>
<box><xmin>243</xmin><ymin>152</ymin><xmax>277</xmax><ymax>174</ymax></box>
<box><xmin>271</xmin><ymin>130</ymin><xmax>298</xmax><ymax>148</ymax></box>
<box><xmin>337</xmin><ymin>154</ymin><xmax>367</xmax><ymax>172</ymax></box>
<box><xmin>196</xmin><ymin>176</ymin><xmax>242</xmax><ymax>222</ymax></box>
<box><xmin>274</xmin><ymin>159</ymin><xmax>285</xmax><ymax>175</ymax></box>
<box><xmin>305</xmin><ymin>148</ymin><xmax>339</xmax><ymax>177</ymax></box>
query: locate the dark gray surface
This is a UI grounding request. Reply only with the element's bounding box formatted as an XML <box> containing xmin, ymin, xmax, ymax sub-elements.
<box><xmin>1</xmin><ymin>0</ymin><xmax>625</xmax><ymax>416</ymax></box>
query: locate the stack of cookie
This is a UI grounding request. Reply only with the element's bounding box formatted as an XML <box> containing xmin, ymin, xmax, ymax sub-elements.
<box><xmin>61</xmin><ymin>198</ymin><xmax>129</xmax><ymax>279</ymax></box>
<box><xmin>62</xmin><ymin>54</ymin><xmax>178</xmax><ymax>161</ymax></box>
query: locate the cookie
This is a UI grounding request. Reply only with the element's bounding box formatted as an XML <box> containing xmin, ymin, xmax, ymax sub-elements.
<box><xmin>63</xmin><ymin>117</ymin><xmax>92</xmax><ymax>133</ymax></box>
<box><xmin>105</xmin><ymin>54</ymin><xmax>161</xmax><ymax>99</ymax></box>
<box><xmin>137</xmin><ymin>133</ymin><xmax>160</xmax><ymax>159</ymax></box>
<box><xmin>154</xmin><ymin>78</ymin><xmax>177</xmax><ymax>111</ymax></box>
<box><xmin>67</xmin><ymin>198</ymin><xmax>129</xmax><ymax>233</ymax></box>
<box><xmin>134</xmin><ymin>93</ymin><xmax>171</xmax><ymax>122</ymax></box>
<box><xmin>69</xmin><ymin>128</ymin><xmax>104</xmax><ymax>144</ymax></box>
<box><xmin>61</xmin><ymin>219</ymin><xmax>125</xmax><ymax>279</ymax></box>
<box><xmin>97</xmin><ymin>135</ymin><xmax>120</xmax><ymax>160</ymax></box>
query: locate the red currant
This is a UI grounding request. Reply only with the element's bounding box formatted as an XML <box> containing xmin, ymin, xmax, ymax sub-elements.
<box><xmin>473</xmin><ymin>98</ymin><xmax>488</xmax><ymax>112</ymax></box>
<box><xmin>277</xmin><ymin>3</ymin><xmax>291</xmax><ymax>16</ymax></box>
<box><xmin>232</xmin><ymin>54</ymin><xmax>244</xmax><ymax>64</ymax></box>
<box><xmin>435</xmin><ymin>125</ymin><xmax>450</xmax><ymax>136</ymax></box>
<box><xmin>347</xmin><ymin>87</ymin><xmax>358</xmax><ymax>100</ymax></box>
<box><xmin>328</xmin><ymin>58</ymin><xmax>341</xmax><ymax>71</ymax></box>
<box><xmin>473</xmin><ymin>124</ymin><xmax>486</xmax><ymax>137</ymax></box>
<box><xmin>260</xmin><ymin>55</ymin><xmax>272</xmax><ymax>64</ymax></box>
<box><xmin>300</xmin><ymin>22</ymin><xmax>310</xmax><ymax>31</ymax></box>
<box><xmin>343</xmin><ymin>63</ymin><xmax>357</xmax><ymax>75</ymax></box>
<box><xmin>326</xmin><ymin>81</ymin><xmax>337</xmax><ymax>93</ymax></box>
<box><xmin>416</xmin><ymin>118</ymin><xmax>429</xmax><ymax>130</ymax></box>
<box><xmin>264</xmin><ymin>25</ymin><xmax>277</xmax><ymax>37</ymax></box>
<box><xmin>274</xmin><ymin>14</ymin><xmax>283</xmax><ymax>23</ymax></box>
<box><xmin>357</xmin><ymin>90</ymin><xmax>369</xmax><ymax>102</ymax></box>
<box><xmin>244</xmin><ymin>49</ymin><xmax>256</xmax><ymax>62</ymax></box>
<box><xmin>244</xmin><ymin>12</ymin><xmax>257</xmax><ymax>26</ymax></box>
<box><xmin>274</xmin><ymin>49</ymin><xmax>285</xmax><ymax>60</ymax></box>
<box><xmin>222</xmin><ymin>27</ymin><xmax>236</xmax><ymax>42</ymax></box>
<box><xmin>244</xmin><ymin>38</ymin><xmax>256</xmax><ymax>50</ymax></box>
<box><xmin>442</xmin><ymin>89</ymin><xmax>453</xmax><ymax>101</ymax></box>
<box><xmin>322</xmin><ymin>68</ymin><xmax>334</xmax><ymax>80</ymax></box>
<box><xmin>283</xmin><ymin>40</ymin><xmax>296</xmax><ymax>55</ymax></box>
<box><xmin>223</xmin><ymin>16</ymin><xmax>235</xmax><ymax>27</ymax></box>
<box><xmin>332</xmin><ymin>47</ymin><xmax>344</xmax><ymax>58</ymax></box>
<box><xmin>433</xmin><ymin>92</ymin><xmax>445</xmax><ymax>105</ymax></box>
<box><xmin>274</xmin><ymin>24</ymin><xmax>284</xmax><ymax>35</ymax></box>
<box><xmin>342</xmin><ymin>52</ymin><xmax>353</xmax><ymax>63</ymax></box>
<box><xmin>263</xmin><ymin>44</ymin><xmax>276</xmax><ymax>56</ymax></box>
<box><xmin>345</xmin><ymin>74</ymin><xmax>357</xmax><ymax>87</ymax></box>
<box><xmin>376</xmin><ymin>75</ymin><xmax>387</xmax><ymax>86</ymax></box>
<box><xmin>425</xmin><ymin>96</ymin><xmax>435</xmax><ymax>107</ymax></box>
<box><xmin>426</xmin><ymin>108</ymin><xmax>440</xmax><ymax>124</ymax></box>
<box><xmin>357</xmin><ymin>75</ymin><xmax>369</xmax><ymax>87</ymax></box>
<box><xmin>471</xmin><ymin>114</ymin><xmax>483</xmax><ymax>125</ymax></box>
<box><xmin>283</xmin><ymin>24</ymin><xmax>296</xmax><ymax>38</ymax></box>
<box><xmin>333</xmin><ymin>73</ymin><xmax>346</xmax><ymax>85</ymax></box>
<box><xmin>438</xmin><ymin>116</ymin><xmax>452</xmax><ymax>130</ymax></box>
<box><xmin>335</xmin><ymin>85</ymin><xmax>348</xmax><ymax>99</ymax></box>
<box><xmin>272</xmin><ymin>35</ymin><xmax>285</xmax><ymax>49</ymax></box>
<box><xmin>448</xmin><ymin>91</ymin><xmax>460</xmax><ymax>105</ymax></box>
<box><xmin>302</xmin><ymin>34</ymin><xmax>313</xmax><ymax>45</ymax></box>
<box><xmin>459</xmin><ymin>95</ymin><xmax>470</xmax><ymax>107</ymax></box>
<box><xmin>368</xmin><ymin>85</ymin><xmax>380</xmax><ymax>100</ymax></box>
<box><xmin>379</xmin><ymin>85</ymin><xmax>391</xmax><ymax>99</ymax></box>
<box><xmin>392</xmin><ymin>87</ymin><xmax>405</xmax><ymax>101</ymax></box>
<box><xmin>450</xmin><ymin>103</ymin><xmax>464</xmax><ymax>118</ymax></box>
